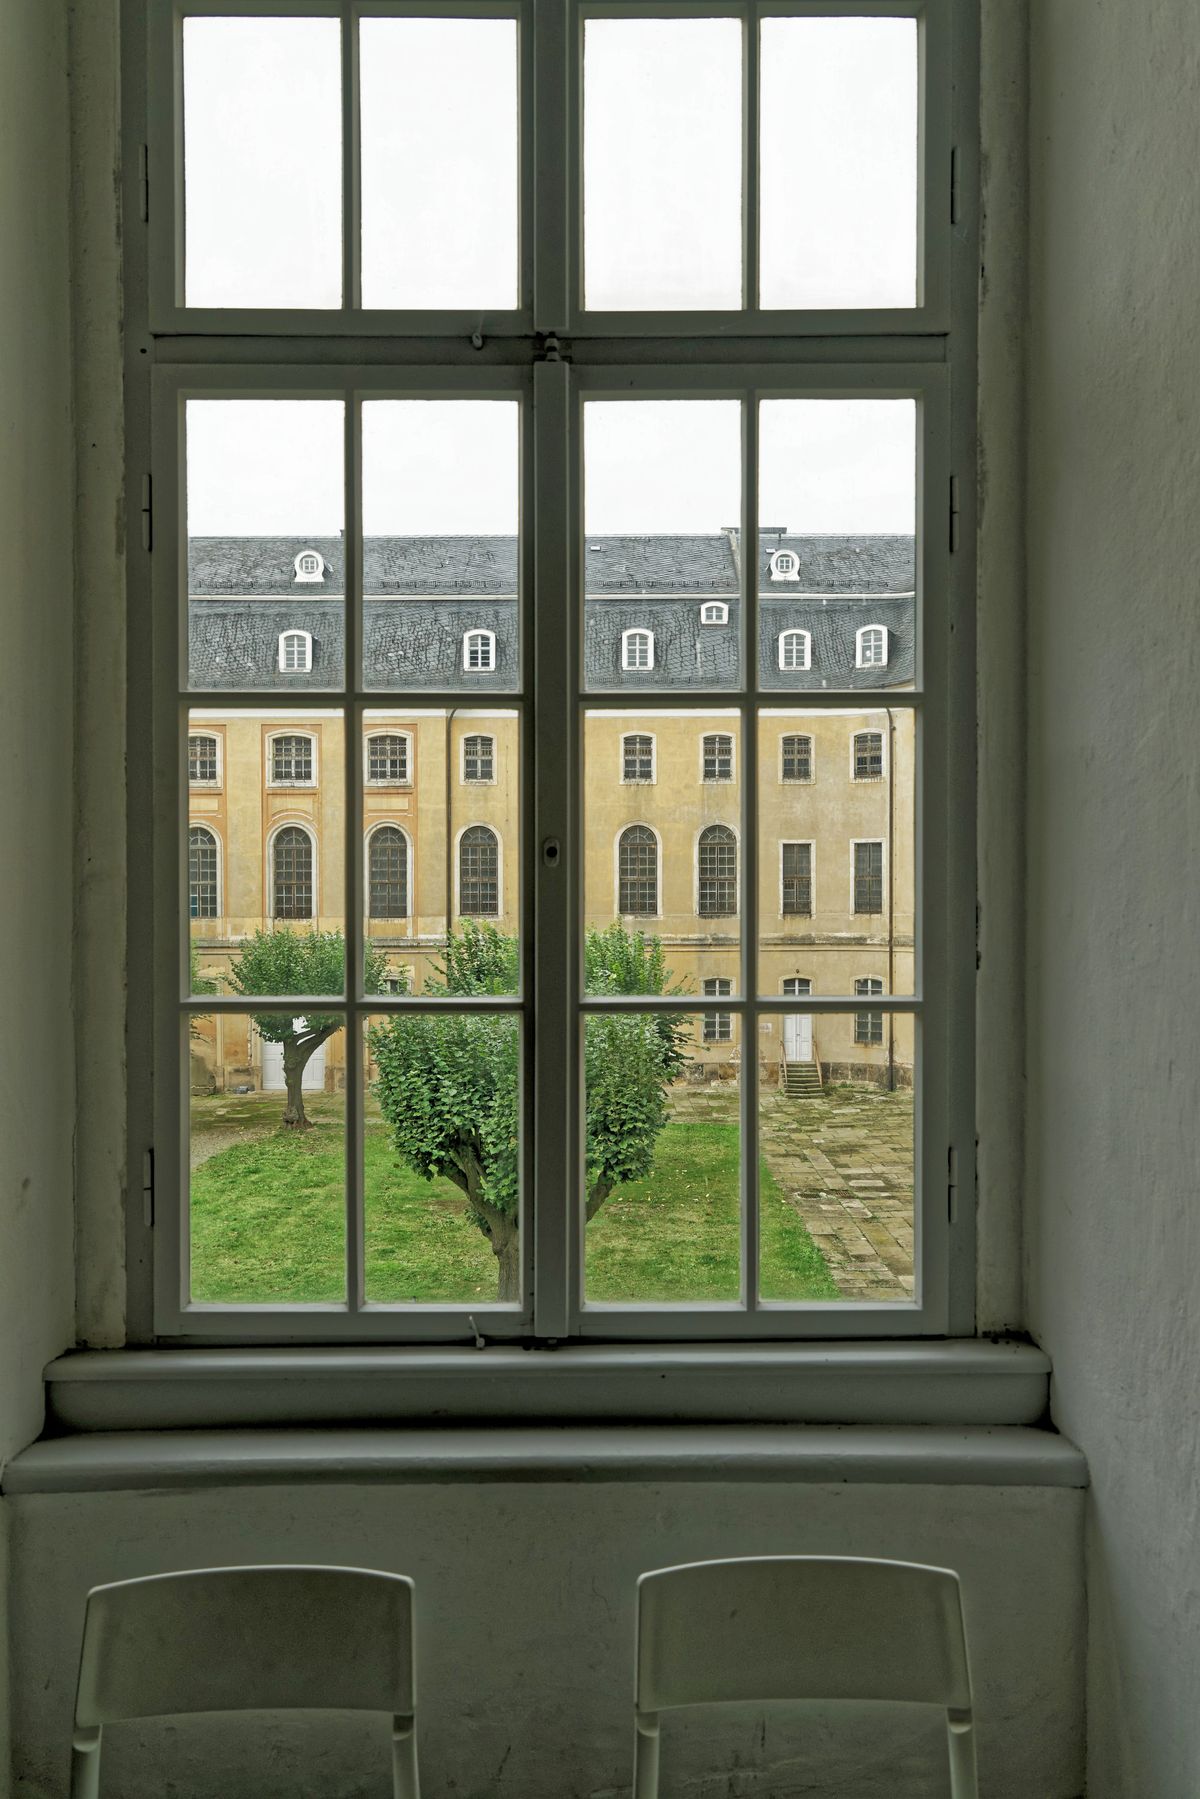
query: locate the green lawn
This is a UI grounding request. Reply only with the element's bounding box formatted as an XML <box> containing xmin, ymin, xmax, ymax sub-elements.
<box><xmin>189</xmin><ymin>1099</ymin><xmax>837</xmax><ymax>1306</ymax></box>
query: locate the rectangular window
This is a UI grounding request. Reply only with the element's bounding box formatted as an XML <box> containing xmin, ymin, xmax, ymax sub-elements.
<box><xmin>137</xmin><ymin>3</ymin><xmax>973</xmax><ymax>1343</ymax></box>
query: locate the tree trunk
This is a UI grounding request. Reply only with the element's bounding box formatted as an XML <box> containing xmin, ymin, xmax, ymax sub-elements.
<box><xmin>492</xmin><ymin>1217</ymin><xmax>521</xmax><ymax>1302</ymax></box>
<box><xmin>281</xmin><ymin>1034</ymin><xmax>315</xmax><ymax>1129</ymax></box>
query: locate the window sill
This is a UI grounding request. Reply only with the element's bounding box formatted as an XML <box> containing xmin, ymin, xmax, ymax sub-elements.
<box><xmin>39</xmin><ymin>1340</ymin><xmax>1049</xmax><ymax>1433</ymax></box>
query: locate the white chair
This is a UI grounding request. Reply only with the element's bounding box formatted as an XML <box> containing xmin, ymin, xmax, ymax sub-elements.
<box><xmin>69</xmin><ymin>1564</ymin><xmax>419</xmax><ymax>1799</ymax></box>
<box><xmin>633</xmin><ymin>1555</ymin><xmax>977</xmax><ymax>1799</ymax></box>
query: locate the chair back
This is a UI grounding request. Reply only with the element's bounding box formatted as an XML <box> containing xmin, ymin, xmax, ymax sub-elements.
<box><xmin>73</xmin><ymin>1565</ymin><xmax>416</xmax><ymax>1728</ymax></box>
<box><xmin>636</xmin><ymin>1556</ymin><xmax>972</xmax><ymax>1712</ymax></box>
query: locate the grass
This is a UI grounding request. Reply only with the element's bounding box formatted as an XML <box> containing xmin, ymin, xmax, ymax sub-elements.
<box><xmin>189</xmin><ymin>1096</ymin><xmax>837</xmax><ymax>1306</ymax></box>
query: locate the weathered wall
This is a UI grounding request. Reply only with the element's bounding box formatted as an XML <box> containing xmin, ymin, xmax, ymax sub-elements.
<box><xmin>1026</xmin><ymin>2</ymin><xmax>1200</xmax><ymax>1793</ymax></box>
<box><xmin>9</xmin><ymin>1479</ymin><xmax>1084</xmax><ymax>1799</ymax></box>
<box><xmin>0</xmin><ymin>0</ymin><xmax>77</xmax><ymax>1788</ymax></box>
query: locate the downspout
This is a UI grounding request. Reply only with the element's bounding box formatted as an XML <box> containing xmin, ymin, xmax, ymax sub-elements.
<box><xmin>886</xmin><ymin>706</ymin><xmax>896</xmax><ymax>1092</ymax></box>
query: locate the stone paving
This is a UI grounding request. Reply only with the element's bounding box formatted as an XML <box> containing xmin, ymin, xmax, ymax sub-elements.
<box><xmin>669</xmin><ymin>1080</ymin><xmax>915</xmax><ymax>1301</ymax></box>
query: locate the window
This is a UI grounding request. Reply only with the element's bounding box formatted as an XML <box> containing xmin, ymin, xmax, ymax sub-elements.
<box><xmin>853</xmin><ymin>730</ymin><xmax>884</xmax><ymax>780</ymax></box>
<box><xmin>463</xmin><ymin>629</ymin><xmax>495</xmax><ymax>673</ymax></box>
<box><xmin>458</xmin><ymin>825</ymin><xmax>499</xmax><ymax>917</ymax></box>
<box><xmin>769</xmin><ymin>549</ymin><xmax>799</xmax><ymax>581</ymax></box>
<box><xmin>621</xmin><ymin>733</ymin><xmax>654</xmax><ymax>783</ymax></box>
<box><xmin>703</xmin><ymin>977</ymin><xmax>733</xmax><ymax>1044</ymax></box>
<box><xmin>781</xmin><ymin>842</ymin><xmax>812</xmax><ymax>916</ymax></box>
<box><xmin>269</xmin><ymin>733</ymin><xmax>314</xmax><ymax>786</ymax></box>
<box><xmin>463</xmin><ymin>734</ymin><xmax>495</xmax><ymax>783</ymax></box>
<box><xmin>188</xmin><ymin>732</ymin><xmax>219</xmax><ymax>784</ymax></box>
<box><xmin>271</xmin><ymin>826</ymin><xmax>314</xmax><ymax>920</ymax></box>
<box><xmin>855</xmin><ymin>978</ymin><xmax>885</xmax><ymax>1045</ymax></box>
<box><xmin>700</xmin><ymin>601</ymin><xmax>728</xmax><ymax>625</ymax></box>
<box><xmin>366</xmin><ymin>732</ymin><xmax>409</xmax><ymax>785</ymax></box>
<box><xmin>278</xmin><ymin>629</ymin><xmax>312</xmax><ymax>674</ymax></box>
<box><xmin>188</xmin><ymin>826</ymin><xmax>219</xmax><ymax>918</ymax></box>
<box><xmin>622</xmin><ymin>628</ymin><xmax>654</xmax><ymax>671</ymax></box>
<box><xmin>780</xmin><ymin>734</ymin><xmax>812</xmax><ymax>783</ymax></box>
<box><xmin>853</xmin><ymin>841</ymin><xmax>884</xmax><ymax>915</ymax></box>
<box><xmin>778</xmin><ymin>629</ymin><xmax>812</xmax><ymax>672</ymax></box>
<box><xmin>856</xmin><ymin>625</ymin><xmax>889</xmax><ymax>669</ymax></box>
<box><xmin>294</xmin><ymin>550</ymin><xmax>325</xmax><ymax>583</ymax></box>
<box><xmin>697</xmin><ymin>824</ymin><xmax>737</xmax><ymax>917</ymax></box>
<box><xmin>618</xmin><ymin>825</ymin><xmax>658</xmax><ymax>916</ymax></box>
<box><xmin>368</xmin><ymin>826</ymin><xmax>409</xmax><ymax>919</ymax></box>
<box><xmin>701</xmin><ymin>732</ymin><xmax>733</xmax><ymax>782</ymax></box>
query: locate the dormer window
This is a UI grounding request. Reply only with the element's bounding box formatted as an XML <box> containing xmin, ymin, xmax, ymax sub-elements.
<box><xmin>700</xmin><ymin>601</ymin><xmax>728</xmax><ymax>625</ymax></box>
<box><xmin>622</xmin><ymin>627</ymin><xmax>654</xmax><ymax>672</ymax></box>
<box><xmin>278</xmin><ymin>629</ymin><xmax>312</xmax><ymax>674</ymax></box>
<box><xmin>856</xmin><ymin>624</ymin><xmax>889</xmax><ymax>669</ymax></box>
<box><xmin>769</xmin><ymin>549</ymin><xmax>800</xmax><ymax>581</ymax></box>
<box><xmin>293</xmin><ymin>550</ymin><xmax>325</xmax><ymax>583</ymax></box>
<box><xmin>777</xmin><ymin>628</ymin><xmax>812</xmax><ymax>672</ymax></box>
<box><xmin>463</xmin><ymin>628</ymin><xmax>496</xmax><ymax>672</ymax></box>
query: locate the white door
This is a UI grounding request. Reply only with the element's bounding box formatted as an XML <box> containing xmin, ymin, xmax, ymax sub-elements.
<box><xmin>260</xmin><ymin>1020</ymin><xmax>326</xmax><ymax>1093</ymax></box>
<box><xmin>782</xmin><ymin>980</ymin><xmax>812</xmax><ymax>1061</ymax></box>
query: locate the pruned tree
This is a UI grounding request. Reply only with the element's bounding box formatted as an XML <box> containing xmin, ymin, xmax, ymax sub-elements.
<box><xmin>227</xmin><ymin>929</ymin><xmax>387</xmax><ymax>1129</ymax></box>
<box><xmin>369</xmin><ymin>920</ymin><xmax>687</xmax><ymax>1301</ymax></box>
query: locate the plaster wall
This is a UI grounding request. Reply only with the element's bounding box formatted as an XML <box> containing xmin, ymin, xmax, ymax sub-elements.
<box><xmin>8</xmin><ymin>1479</ymin><xmax>1084</xmax><ymax>1799</ymax></box>
<box><xmin>1026</xmin><ymin>2</ymin><xmax>1200</xmax><ymax>1793</ymax></box>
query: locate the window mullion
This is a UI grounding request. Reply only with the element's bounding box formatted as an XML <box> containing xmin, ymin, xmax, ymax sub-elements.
<box><xmin>341</xmin><ymin>1</ymin><xmax>361</xmax><ymax>312</ymax></box>
<box><xmin>344</xmin><ymin>391</ymin><xmax>364</xmax><ymax>1312</ymax></box>
<box><xmin>741</xmin><ymin>389</ymin><xmax>760</xmax><ymax>1313</ymax></box>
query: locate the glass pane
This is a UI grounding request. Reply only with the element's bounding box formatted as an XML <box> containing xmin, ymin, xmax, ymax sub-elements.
<box><xmin>361</xmin><ymin>400</ymin><xmax>520</xmax><ymax>691</ymax></box>
<box><xmin>188</xmin><ymin>709</ymin><xmax>345</xmax><ymax>998</ymax></box>
<box><xmin>584</xmin><ymin>18</ymin><xmax>742</xmax><ymax>310</ymax></box>
<box><xmin>361</xmin><ymin>709</ymin><xmax>519</xmax><ymax>996</ymax></box>
<box><xmin>360</xmin><ymin>18</ymin><xmax>519</xmax><ymax>310</ymax></box>
<box><xmin>188</xmin><ymin>1015</ymin><xmax>346</xmax><ymax>1303</ymax></box>
<box><xmin>584</xmin><ymin>710</ymin><xmax>740</xmax><ymax>997</ymax></box>
<box><xmin>183</xmin><ymin>17</ymin><xmax>342</xmax><ymax>309</ymax></box>
<box><xmin>365</xmin><ymin>1011</ymin><xmax>521</xmax><ymax>1304</ymax></box>
<box><xmin>584</xmin><ymin>1013</ymin><xmax>740</xmax><ymax>1304</ymax></box>
<box><xmin>760</xmin><ymin>17</ymin><xmax>918</xmax><ymax>311</ymax></box>
<box><xmin>583</xmin><ymin>400</ymin><xmax>741</xmax><ymax>692</ymax></box>
<box><xmin>757</xmin><ymin>709</ymin><xmax>914</xmax><ymax>997</ymax></box>
<box><xmin>758</xmin><ymin>1014</ymin><xmax>914</xmax><ymax>1302</ymax></box>
<box><xmin>186</xmin><ymin>399</ymin><xmax>345</xmax><ymax>692</ymax></box>
<box><xmin>758</xmin><ymin>399</ymin><xmax>916</xmax><ymax>690</ymax></box>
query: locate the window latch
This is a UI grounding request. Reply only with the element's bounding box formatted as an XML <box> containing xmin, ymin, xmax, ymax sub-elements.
<box><xmin>142</xmin><ymin>1148</ymin><xmax>155</xmax><ymax>1230</ymax></box>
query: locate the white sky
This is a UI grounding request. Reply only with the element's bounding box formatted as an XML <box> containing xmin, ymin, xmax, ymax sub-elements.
<box><xmin>182</xmin><ymin>15</ymin><xmax>917</xmax><ymax>536</ymax></box>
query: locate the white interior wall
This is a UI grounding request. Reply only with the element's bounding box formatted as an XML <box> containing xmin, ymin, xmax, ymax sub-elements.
<box><xmin>1026</xmin><ymin>3</ymin><xmax>1200</xmax><ymax>1794</ymax></box>
<box><xmin>0</xmin><ymin>2</ymin><xmax>78</xmax><ymax>1791</ymax></box>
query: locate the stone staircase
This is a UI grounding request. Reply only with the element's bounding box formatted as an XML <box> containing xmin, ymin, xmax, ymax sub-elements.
<box><xmin>782</xmin><ymin>1059</ymin><xmax>823</xmax><ymax>1098</ymax></box>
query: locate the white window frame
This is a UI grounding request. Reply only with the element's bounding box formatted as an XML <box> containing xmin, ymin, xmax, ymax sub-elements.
<box><xmin>621</xmin><ymin>627</ymin><xmax>655</xmax><ymax>672</ymax></box>
<box><xmin>363</xmin><ymin>728</ymin><xmax>412</xmax><ymax>787</ymax></box>
<box><xmin>769</xmin><ymin>549</ymin><xmax>800</xmax><ymax>581</ymax></box>
<box><xmin>778</xmin><ymin>628</ymin><xmax>812</xmax><ymax>672</ymax></box>
<box><xmin>293</xmin><ymin>550</ymin><xmax>325</xmax><ymax>584</ymax></box>
<box><xmin>702</xmin><ymin>977</ymin><xmax>734</xmax><ymax>1044</ymax></box>
<box><xmin>700</xmin><ymin>730</ymin><xmax>735</xmax><ymax>783</ymax></box>
<box><xmin>779</xmin><ymin>731</ymin><xmax>813</xmax><ymax>784</ymax></box>
<box><xmin>266</xmin><ymin>728</ymin><xmax>318</xmax><ymax>789</ymax></box>
<box><xmin>277</xmin><ymin>628</ymin><xmax>313</xmax><ymax>674</ymax></box>
<box><xmin>855</xmin><ymin>625</ymin><xmax>890</xmax><ymax>669</ymax></box>
<box><xmin>461</xmin><ymin>731</ymin><xmax>497</xmax><ymax>785</ymax></box>
<box><xmin>851</xmin><ymin>727</ymin><xmax>887</xmax><ymax>781</ymax></box>
<box><xmin>266</xmin><ymin>819</ymin><xmax>318</xmax><ymax>924</ymax></box>
<box><xmin>187</xmin><ymin>728</ymin><xmax>222</xmax><ymax>787</ymax></box>
<box><xmin>187</xmin><ymin>822</ymin><xmax>222</xmax><ymax>920</ymax></box>
<box><xmin>136</xmin><ymin>0</ymin><xmax>978</xmax><ymax>1348</ymax></box>
<box><xmin>620</xmin><ymin>731</ymin><xmax>656</xmax><ymax>785</ymax></box>
<box><xmin>463</xmin><ymin>628</ymin><xmax>496</xmax><ymax>673</ymax></box>
<box><xmin>695</xmin><ymin>821</ymin><xmax>739</xmax><ymax>920</ymax></box>
<box><xmin>700</xmin><ymin>600</ymin><xmax>729</xmax><ymax>625</ymax></box>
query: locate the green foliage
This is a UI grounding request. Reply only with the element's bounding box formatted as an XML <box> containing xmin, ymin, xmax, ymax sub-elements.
<box><xmin>430</xmin><ymin>919</ymin><xmax>519</xmax><ymax>997</ymax></box>
<box><xmin>226</xmin><ymin>929</ymin><xmax>387</xmax><ymax>1043</ymax></box>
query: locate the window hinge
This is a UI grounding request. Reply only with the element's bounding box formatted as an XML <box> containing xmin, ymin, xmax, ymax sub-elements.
<box><xmin>139</xmin><ymin>144</ymin><xmax>150</xmax><ymax>224</ymax></box>
<box><xmin>142</xmin><ymin>1148</ymin><xmax>155</xmax><ymax>1230</ymax></box>
<box><xmin>950</xmin><ymin>145</ymin><xmax>960</xmax><ymax>227</ymax></box>
<box><xmin>141</xmin><ymin>474</ymin><xmax>153</xmax><ymax>552</ymax></box>
<box><xmin>948</xmin><ymin>474</ymin><xmax>960</xmax><ymax>554</ymax></box>
<box><xmin>947</xmin><ymin>1144</ymin><xmax>958</xmax><ymax>1225</ymax></box>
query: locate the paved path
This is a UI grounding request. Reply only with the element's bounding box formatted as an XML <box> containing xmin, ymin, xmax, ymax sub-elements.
<box><xmin>670</xmin><ymin>1082</ymin><xmax>914</xmax><ymax>1302</ymax></box>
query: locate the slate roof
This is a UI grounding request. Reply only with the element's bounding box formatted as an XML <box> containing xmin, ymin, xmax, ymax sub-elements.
<box><xmin>187</xmin><ymin>534</ymin><xmax>915</xmax><ymax>691</ymax></box>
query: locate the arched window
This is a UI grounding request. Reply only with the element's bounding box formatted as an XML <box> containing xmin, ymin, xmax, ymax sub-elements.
<box><xmin>618</xmin><ymin>825</ymin><xmax>658</xmax><ymax>916</ymax></box>
<box><xmin>293</xmin><ymin>550</ymin><xmax>325</xmax><ymax>583</ymax></box>
<box><xmin>780</xmin><ymin>733</ymin><xmax>812</xmax><ymax>782</ymax></box>
<box><xmin>856</xmin><ymin>625</ymin><xmax>889</xmax><ymax>669</ymax></box>
<box><xmin>855</xmin><ymin>977</ymin><xmax>884</xmax><ymax>1045</ymax></box>
<box><xmin>459</xmin><ymin>825</ymin><xmax>499</xmax><ymax>916</ymax></box>
<box><xmin>366</xmin><ymin>732</ymin><xmax>409</xmax><ymax>784</ymax></box>
<box><xmin>853</xmin><ymin>730</ymin><xmax>884</xmax><ymax>779</ymax></box>
<box><xmin>463</xmin><ymin>629</ymin><xmax>496</xmax><ymax>672</ymax></box>
<box><xmin>278</xmin><ymin>629</ymin><xmax>313</xmax><ymax>674</ymax></box>
<box><xmin>188</xmin><ymin>826</ymin><xmax>219</xmax><ymax>918</ymax></box>
<box><xmin>462</xmin><ymin>734</ymin><xmax>495</xmax><ymax>782</ymax></box>
<box><xmin>700</xmin><ymin>601</ymin><xmax>728</xmax><ymax>625</ymax></box>
<box><xmin>697</xmin><ymin>824</ymin><xmax>737</xmax><ymax>917</ymax></box>
<box><xmin>622</xmin><ymin>733</ymin><xmax>654</xmax><ymax>783</ymax></box>
<box><xmin>778</xmin><ymin>629</ymin><xmax>812</xmax><ymax>672</ymax></box>
<box><xmin>368</xmin><ymin>826</ymin><xmax>409</xmax><ymax>919</ymax></box>
<box><xmin>272</xmin><ymin>826</ymin><xmax>314</xmax><ymax>919</ymax></box>
<box><xmin>270</xmin><ymin>732</ymin><xmax>314</xmax><ymax>785</ymax></box>
<box><xmin>769</xmin><ymin>549</ymin><xmax>799</xmax><ymax>581</ymax></box>
<box><xmin>188</xmin><ymin>732</ymin><xmax>219</xmax><ymax>784</ymax></box>
<box><xmin>702</xmin><ymin>732</ymin><xmax>734</xmax><ymax>781</ymax></box>
<box><xmin>621</xmin><ymin>627</ymin><xmax>654</xmax><ymax>672</ymax></box>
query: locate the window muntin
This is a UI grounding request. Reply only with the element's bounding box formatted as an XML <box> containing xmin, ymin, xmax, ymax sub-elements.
<box><xmin>702</xmin><ymin>732</ymin><xmax>734</xmax><ymax>783</ymax></box>
<box><xmin>278</xmin><ymin>630</ymin><xmax>313</xmax><ymax>675</ymax></box>
<box><xmin>367</xmin><ymin>825</ymin><xmax>409</xmax><ymax>920</ymax></box>
<box><xmin>781</xmin><ymin>841</ymin><xmax>813</xmax><ymax>917</ymax></box>
<box><xmin>621</xmin><ymin>733</ymin><xmax>654</xmax><ymax>784</ymax></box>
<box><xmin>853</xmin><ymin>840</ymin><xmax>885</xmax><ymax>915</ymax></box>
<box><xmin>366</xmin><ymin>732</ymin><xmax>409</xmax><ymax>786</ymax></box>
<box><xmin>621</xmin><ymin>628</ymin><xmax>654</xmax><ymax>672</ymax></box>
<box><xmin>617</xmin><ymin>824</ymin><xmax>658</xmax><ymax>917</ymax></box>
<box><xmin>855</xmin><ymin>977</ymin><xmax>885</xmax><ymax>1045</ymax></box>
<box><xmin>271</xmin><ymin>824</ymin><xmax>315</xmax><ymax>921</ymax></box>
<box><xmin>778</xmin><ymin>629</ymin><xmax>812</xmax><ymax>672</ymax></box>
<box><xmin>458</xmin><ymin>825</ymin><xmax>500</xmax><ymax>917</ymax></box>
<box><xmin>269</xmin><ymin>732</ymin><xmax>315</xmax><ymax>787</ymax></box>
<box><xmin>697</xmin><ymin>824</ymin><xmax>737</xmax><ymax>918</ymax></box>
<box><xmin>853</xmin><ymin>730</ymin><xmax>884</xmax><ymax>780</ymax></box>
<box><xmin>188</xmin><ymin>732</ymin><xmax>219</xmax><ymax>784</ymax></box>
<box><xmin>780</xmin><ymin>733</ymin><xmax>812</xmax><ymax>783</ymax></box>
<box><xmin>462</xmin><ymin>733</ymin><xmax>495</xmax><ymax>783</ymax></box>
<box><xmin>188</xmin><ymin>826</ymin><xmax>219</xmax><ymax>919</ymax></box>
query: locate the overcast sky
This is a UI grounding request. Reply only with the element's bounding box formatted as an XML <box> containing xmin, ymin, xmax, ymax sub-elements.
<box><xmin>183</xmin><ymin>15</ymin><xmax>916</xmax><ymax>537</ymax></box>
